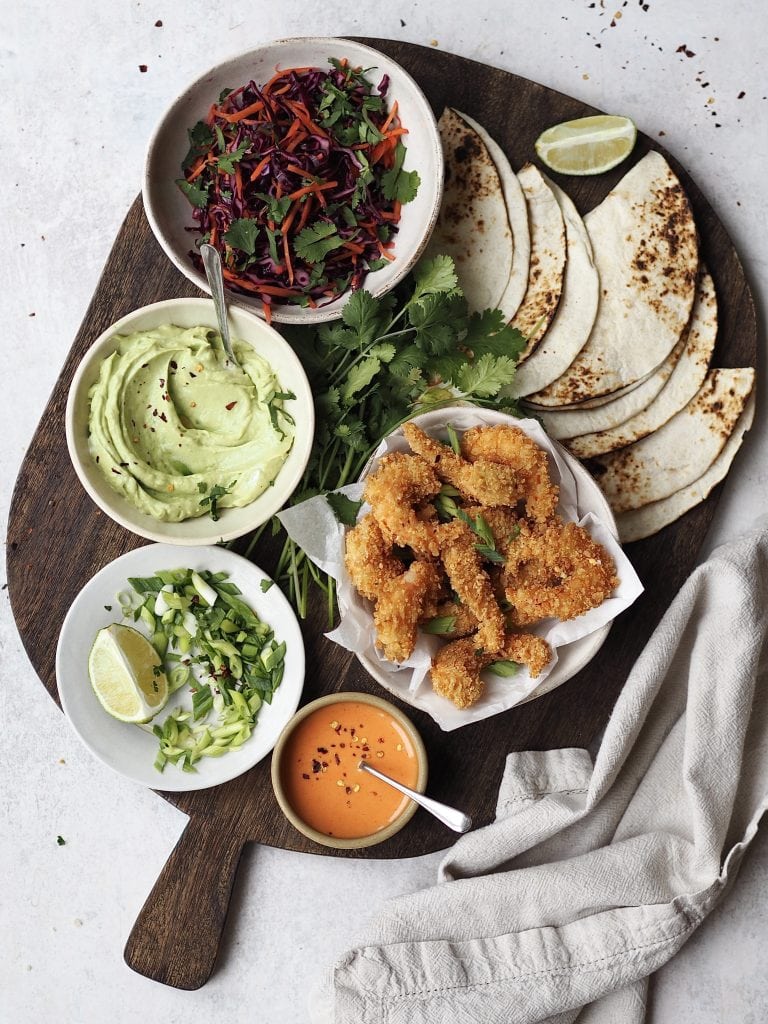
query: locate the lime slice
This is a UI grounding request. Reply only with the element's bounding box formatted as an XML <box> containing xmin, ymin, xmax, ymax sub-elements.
<box><xmin>88</xmin><ymin>624</ymin><xmax>168</xmax><ymax>723</ymax></box>
<box><xmin>535</xmin><ymin>115</ymin><xmax>637</xmax><ymax>176</ymax></box>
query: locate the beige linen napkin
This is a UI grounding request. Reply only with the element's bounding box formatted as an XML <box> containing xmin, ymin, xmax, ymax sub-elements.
<box><xmin>311</xmin><ymin>521</ymin><xmax>768</xmax><ymax>1023</ymax></box>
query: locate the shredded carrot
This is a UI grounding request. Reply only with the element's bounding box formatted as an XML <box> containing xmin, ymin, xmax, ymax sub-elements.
<box><xmin>381</xmin><ymin>99</ymin><xmax>399</xmax><ymax>133</ymax></box>
<box><xmin>297</xmin><ymin>194</ymin><xmax>314</xmax><ymax>232</ymax></box>
<box><xmin>287</xmin><ymin>180</ymin><xmax>338</xmax><ymax>201</ymax></box>
<box><xmin>249</xmin><ymin>154</ymin><xmax>271</xmax><ymax>181</ymax></box>
<box><xmin>282</xmin><ymin>231</ymin><xmax>294</xmax><ymax>285</ymax></box>
<box><xmin>217</xmin><ymin>99</ymin><xmax>265</xmax><ymax>123</ymax></box>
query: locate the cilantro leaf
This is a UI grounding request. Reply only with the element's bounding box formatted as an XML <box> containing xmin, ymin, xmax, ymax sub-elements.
<box><xmin>341</xmin><ymin>289</ymin><xmax>383</xmax><ymax>346</ymax></box>
<box><xmin>181</xmin><ymin>121</ymin><xmax>214</xmax><ymax>170</ymax></box>
<box><xmin>413</xmin><ymin>255</ymin><xmax>459</xmax><ymax>297</ymax></box>
<box><xmin>465</xmin><ymin>312</ymin><xmax>527</xmax><ymax>361</ymax></box>
<box><xmin>409</xmin><ymin>293</ymin><xmax>466</xmax><ymax>354</ymax></box>
<box><xmin>342</xmin><ymin>356</ymin><xmax>381</xmax><ymax>403</ymax></box>
<box><xmin>176</xmin><ymin>178</ymin><xmax>209</xmax><ymax>209</ymax></box>
<box><xmin>457</xmin><ymin>353</ymin><xmax>518</xmax><ymax>398</ymax></box>
<box><xmin>223</xmin><ymin>218</ymin><xmax>259</xmax><ymax>255</ymax></box>
<box><xmin>217</xmin><ymin>141</ymin><xmax>249</xmax><ymax>173</ymax></box>
<box><xmin>254</xmin><ymin>192</ymin><xmax>292</xmax><ymax>224</ymax></box>
<box><xmin>381</xmin><ymin>141</ymin><xmax>421</xmax><ymax>204</ymax></box>
<box><xmin>294</xmin><ymin>221</ymin><xmax>344</xmax><ymax>263</ymax></box>
<box><xmin>326</xmin><ymin>492</ymin><xmax>363</xmax><ymax>526</ymax></box>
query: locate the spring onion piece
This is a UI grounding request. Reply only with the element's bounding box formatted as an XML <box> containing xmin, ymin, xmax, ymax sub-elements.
<box><xmin>124</xmin><ymin>568</ymin><xmax>287</xmax><ymax>773</ymax></box>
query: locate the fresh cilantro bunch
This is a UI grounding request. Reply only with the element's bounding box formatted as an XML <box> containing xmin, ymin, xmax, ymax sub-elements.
<box><xmin>248</xmin><ymin>255</ymin><xmax>526</xmax><ymax>618</ymax></box>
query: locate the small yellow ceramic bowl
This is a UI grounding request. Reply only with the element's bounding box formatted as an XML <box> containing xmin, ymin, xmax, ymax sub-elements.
<box><xmin>271</xmin><ymin>691</ymin><xmax>428</xmax><ymax>850</ymax></box>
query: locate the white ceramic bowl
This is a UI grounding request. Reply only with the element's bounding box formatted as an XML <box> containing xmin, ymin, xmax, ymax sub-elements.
<box><xmin>143</xmin><ymin>37</ymin><xmax>443</xmax><ymax>325</ymax></box>
<box><xmin>56</xmin><ymin>544</ymin><xmax>305</xmax><ymax>791</ymax></box>
<box><xmin>65</xmin><ymin>297</ymin><xmax>314</xmax><ymax>544</ymax></box>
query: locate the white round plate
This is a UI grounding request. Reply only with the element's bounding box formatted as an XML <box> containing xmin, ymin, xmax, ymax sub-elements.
<box><xmin>351</xmin><ymin>406</ymin><xmax>621</xmax><ymax>724</ymax></box>
<box><xmin>143</xmin><ymin>36</ymin><xmax>443</xmax><ymax>324</ymax></box>
<box><xmin>56</xmin><ymin>544</ymin><xmax>305</xmax><ymax>791</ymax></box>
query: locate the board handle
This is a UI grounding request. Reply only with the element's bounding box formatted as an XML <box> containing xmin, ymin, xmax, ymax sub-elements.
<box><xmin>124</xmin><ymin>814</ymin><xmax>247</xmax><ymax>989</ymax></box>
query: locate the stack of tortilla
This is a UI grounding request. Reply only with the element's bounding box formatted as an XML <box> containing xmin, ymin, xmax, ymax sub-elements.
<box><xmin>427</xmin><ymin>108</ymin><xmax>756</xmax><ymax>543</ymax></box>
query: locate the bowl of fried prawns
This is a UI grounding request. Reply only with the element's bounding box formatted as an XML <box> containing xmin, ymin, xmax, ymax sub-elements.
<box><xmin>338</xmin><ymin>407</ymin><xmax>642</xmax><ymax>730</ymax></box>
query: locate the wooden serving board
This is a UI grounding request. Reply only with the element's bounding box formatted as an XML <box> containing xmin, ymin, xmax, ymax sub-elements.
<box><xmin>7</xmin><ymin>39</ymin><xmax>756</xmax><ymax>991</ymax></box>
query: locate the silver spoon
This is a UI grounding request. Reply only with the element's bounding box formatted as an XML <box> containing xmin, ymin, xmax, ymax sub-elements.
<box><xmin>200</xmin><ymin>243</ymin><xmax>238</xmax><ymax>367</ymax></box>
<box><xmin>358</xmin><ymin>760</ymin><xmax>473</xmax><ymax>834</ymax></box>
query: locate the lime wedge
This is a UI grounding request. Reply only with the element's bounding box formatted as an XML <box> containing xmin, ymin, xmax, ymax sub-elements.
<box><xmin>535</xmin><ymin>115</ymin><xmax>637</xmax><ymax>176</ymax></box>
<box><xmin>88</xmin><ymin>624</ymin><xmax>168</xmax><ymax>723</ymax></box>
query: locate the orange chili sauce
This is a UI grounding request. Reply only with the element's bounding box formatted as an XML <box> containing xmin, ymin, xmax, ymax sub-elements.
<box><xmin>280</xmin><ymin>700</ymin><xmax>420</xmax><ymax>839</ymax></box>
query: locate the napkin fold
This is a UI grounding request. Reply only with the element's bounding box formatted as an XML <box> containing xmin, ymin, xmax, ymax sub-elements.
<box><xmin>311</xmin><ymin>521</ymin><xmax>768</xmax><ymax>1023</ymax></box>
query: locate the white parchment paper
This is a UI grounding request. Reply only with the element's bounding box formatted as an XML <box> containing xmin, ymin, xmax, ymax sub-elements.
<box><xmin>279</xmin><ymin>408</ymin><xmax>643</xmax><ymax>730</ymax></box>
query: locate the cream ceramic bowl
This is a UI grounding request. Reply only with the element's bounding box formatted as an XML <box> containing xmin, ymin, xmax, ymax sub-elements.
<box><xmin>271</xmin><ymin>691</ymin><xmax>428</xmax><ymax>850</ymax></box>
<box><xmin>65</xmin><ymin>297</ymin><xmax>314</xmax><ymax>545</ymax></box>
<box><xmin>143</xmin><ymin>37</ymin><xmax>443</xmax><ymax>325</ymax></box>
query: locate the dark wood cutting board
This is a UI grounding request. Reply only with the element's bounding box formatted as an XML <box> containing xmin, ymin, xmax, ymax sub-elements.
<box><xmin>6</xmin><ymin>38</ymin><xmax>756</xmax><ymax>991</ymax></box>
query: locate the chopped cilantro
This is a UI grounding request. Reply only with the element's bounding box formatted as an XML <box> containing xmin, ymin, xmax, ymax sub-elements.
<box><xmin>326</xmin><ymin>492</ymin><xmax>363</xmax><ymax>526</ymax></box>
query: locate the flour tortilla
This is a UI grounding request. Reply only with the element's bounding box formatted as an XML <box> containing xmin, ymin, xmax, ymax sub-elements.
<box><xmin>616</xmin><ymin>391</ymin><xmax>755</xmax><ymax>543</ymax></box>
<box><xmin>537</xmin><ymin>334</ymin><xmax>687</xmax><ymax>440</ymax></box>
<box><xmin>510</xmin><ymin>176</ymin><xmax>599</xmax><ymax>396</ymax></box>
<box><xmin>592</xmin><ymin>367</ymin><xmax>755</xmax><ymax>515</ymax></box>
<box><xmin>423</xmin><ymin>108</ymin><xmax>513</xmax><ymax>311</ymax></box>
<box><xmin>512</xmin><ymin>164</ymin><xmax>566</xmax><ymax>361</ymax></box>
<box><xmin>568</xmin><ymin>268</ymin><xmax>717</xmax><ymax>458</ymax></box>
<box><xmin>455</xmin><ymin>110</ymin><xmax>530</xmax><ymax>321</ymax></box>
<box><xmin>530</xmin><ymin>151</ymin><xmax>698</xmax><ymax>406</ymax></box>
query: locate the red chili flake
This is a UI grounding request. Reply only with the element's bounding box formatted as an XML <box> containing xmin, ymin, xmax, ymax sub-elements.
<box><xmin>311</xmin><ymin>759</ymin><xmax>322</xmax><ymax>773</ymax></box>
<box><xmin>334</xmin><ymin>753</ymin><xmax>341</xmax><ymax>765</ymax></box>
<box><xmin>317</xmin><ymin>746</ymin><xmax>328</xmax><ymax>754</ymax></box>
<box><xmin>139</xmin><ymin>64</ymin><xmax>148</xmax><ymax>72</ymax></box>
<box><xmin>155</xmin><ymin>19</ymin><xmax>163</xmax><ymax>26</ymax></box>
<box><xmin>170</xmin><ymin>360</ymin><xmax>178</xmax><ymax>369</ymax></box>
<box><xmin>28</xmin><ymin>312</ymin><xmax>35</xmax><ymax>317</ymax></box>
<box><xmin>225</xmin><ymin>401</ymin><xmax>237</xmax><ymax>410</ymax></box>
<box><xmin>159</xmin><ymin>378</ymin><xmax>165</xmax><ymax>387</ymax></box>
<box><xmin>738</xmin><ymin>91</ymin><xmax>746</xmax><ymax>99</ymax></box>
<box><xmin>111</xmin><ymin>468</ymin><xmax>121</xmax><ymax>475</ymax></box>
<box><xmin>302</xmin><ymin>773</ymin><xmax>310</xmax><ymax>780</ymax></box>
<box><xmin>159</xmin><ymin>412</ymin><xmax>168</xmax><ymax>422</ymax></box>
<box><xmin>189</xmin><ymin>372</ymin><xmax>197</xmax><ymax>378</ymax></box>
<box><xmin>339</xmin><ymin>742</ymin><xmax>345</xmax><ymax>748</ymax></box>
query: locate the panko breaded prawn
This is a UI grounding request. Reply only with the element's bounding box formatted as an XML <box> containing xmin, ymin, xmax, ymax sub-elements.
<box><xmin>374</xmin><ymin>561</ymin><xmax>443</xmax><ymax>663</ymax></box>
<box><xmin>438</xmin><ymin>520</ymin><xmax>505</xmax><ymax>654</ymax></box>
<box><xmin>430</xmin><ymin>632</ymin><xmax>552</xmax><ymax>708</ymax></box>
<box><xmin>504</xmin><ymin>521</ymin><xmax>619</xmax><ymax>626</ymax></box>
<box><xmin>364</xmin><ymin>452</ymin><xmax>441</xmax><ymax>557</ymax></box>
<box><xmin>462</xmin><ymin>505</ymin><xmax>522</xmax><ymax>557</ymax></box>
<box><xmin>425</xmin><ymin>599</ymin><xmax>480</xmax><ymax>640</ymax></box>
<box><xmin>344</xmin><ymin>514</ymin><xmax>405</xmax><ymax>602</ymax></box>
<box><xmin>461</xmin><ymin>424</ymin><xmax>559</xmax><ymax>523</ymax></box>
<box><xmin>402</xmin><ymin>422</ymin><xmax>524</xmax><ymax>507</ymax></box>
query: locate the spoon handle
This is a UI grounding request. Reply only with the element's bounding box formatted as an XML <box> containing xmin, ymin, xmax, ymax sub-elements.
<box><xmin>358</xmin><ymin>760</ymin><xmax>473</xmax><ymax>834</ymax></box>
<box><xmin>200</xmin><ymin>243</ymin><xmax>237</xmax><ymax>365</ymax></box>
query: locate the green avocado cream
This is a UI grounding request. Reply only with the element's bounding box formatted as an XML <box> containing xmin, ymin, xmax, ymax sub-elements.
<box><xmin>88</xmin><ymin>324</ymin><xmax>295</xmax><ymax>522</ymax></box>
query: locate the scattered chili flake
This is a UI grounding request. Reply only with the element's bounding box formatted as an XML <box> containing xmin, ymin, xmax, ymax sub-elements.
<box><xmin>225</xmin><ymin>401</ymin><xmax>237</xmax><ymax>411</ymax></box>
<box><xmin>155</xmin><ymin>19</ymin><xmax>163</xmax><ymax>27</ymax></box>
<box><xmin>738</xmin><ymin>91</ymin><xmax>746</xmax><ymax>99</ymax></box>
<box><xmin>317</xmin><ymin>746</ymin><xmax>328</xmax><ymax>754</ymax></box>
<box><xmin>302</xmin><ymin>773</ymin><xmax>310</xmax><ymax>780</ymax></box>
<box><xmin>311</xmin><ymin>758</ymin><xmax>322</xmax><ymax>773</ymax></box>
<box><xmin>139</xmin><ymin>64</ymin><xmax>148</xmax><ymax>73</ymax></box>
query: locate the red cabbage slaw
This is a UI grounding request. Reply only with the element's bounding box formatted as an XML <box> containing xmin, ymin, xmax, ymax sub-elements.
<box><xmin>177</xmin><ymin>58</ymin><xmax>420</xmax><ymax>321</ymax></box>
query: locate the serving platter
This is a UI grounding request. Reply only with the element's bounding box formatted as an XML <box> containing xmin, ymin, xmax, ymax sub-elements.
<box><xmin>6</xmin><ymin>38</ymin><xmax>756</xmax><ymax>991</ymax></box>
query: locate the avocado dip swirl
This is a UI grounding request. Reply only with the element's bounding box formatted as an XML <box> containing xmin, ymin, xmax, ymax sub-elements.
<box><xmin>88</xmin><ymin>324</ymin><xmax>295</xmax><ymax>522</ymax></box>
